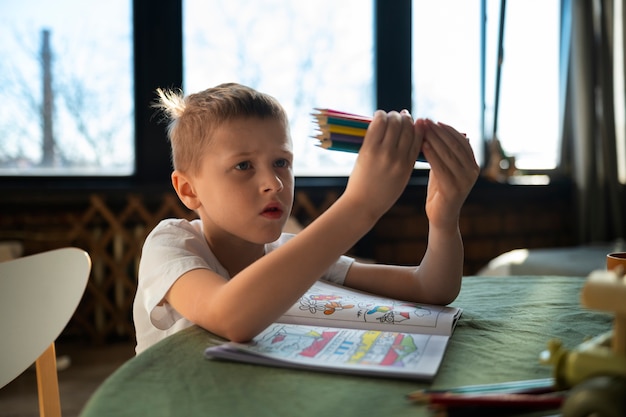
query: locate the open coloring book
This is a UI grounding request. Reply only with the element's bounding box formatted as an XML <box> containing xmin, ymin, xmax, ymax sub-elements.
<box><xmin>204</xmin><ymin>280</ymin><xmax>462</xmax><ymax>380</ymax></box>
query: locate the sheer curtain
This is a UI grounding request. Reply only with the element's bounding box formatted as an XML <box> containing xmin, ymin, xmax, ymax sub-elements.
<box><xmin>562</xmin><ymin>0</ymin><xmax>625</xmax><ymax>243</ymax></box>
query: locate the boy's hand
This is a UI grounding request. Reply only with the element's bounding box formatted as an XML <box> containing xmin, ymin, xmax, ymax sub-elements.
<box><xmin>343</xmin><ymin>110</ymin><xmax>424</xmax><ymax>220</ymax></box>
<box><xmin>420</xmin><ymin>119</ymin><xmax>479</xmax><ymax>230</ymax></box>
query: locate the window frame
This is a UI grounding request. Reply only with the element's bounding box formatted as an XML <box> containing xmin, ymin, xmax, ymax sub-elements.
<box><xmin>0</xmin><ymin>0</ymin><xmax>561</xmax><ymax>191</ymax></box>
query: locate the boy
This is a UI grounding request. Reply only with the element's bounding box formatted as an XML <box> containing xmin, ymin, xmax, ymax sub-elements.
<box><xmin>133</xmin><ymin>83</ymin><xmax>479</xmax><ymax>354</ymax></box>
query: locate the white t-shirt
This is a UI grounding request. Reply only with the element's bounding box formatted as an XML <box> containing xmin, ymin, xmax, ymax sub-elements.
<box><xmin>133</xmin><ymin>218</ymin><xmax>354</xmax><ymax>354</ymax></box>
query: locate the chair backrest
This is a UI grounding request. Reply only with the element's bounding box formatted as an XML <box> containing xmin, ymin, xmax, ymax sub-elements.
<box><xmin>0</xmin><ymin>247</ymin><xmax>91</xmax><ymax>390</ymax></box>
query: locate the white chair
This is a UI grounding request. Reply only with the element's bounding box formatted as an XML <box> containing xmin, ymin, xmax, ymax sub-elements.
<box><xmin>0</xmin><ymin>247</ymin><xmax>91</xmax><ymax>417</ymax></box>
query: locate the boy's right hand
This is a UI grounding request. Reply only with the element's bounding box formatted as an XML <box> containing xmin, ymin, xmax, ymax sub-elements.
<box><xmin>343</xmin><ymin>110</ymin><xmax>423</xmax><ymax>220</ymax></box>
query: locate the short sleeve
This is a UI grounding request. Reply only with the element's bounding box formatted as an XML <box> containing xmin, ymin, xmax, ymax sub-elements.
<box><xmin>133</xmin><ymin>219</ymin><xmax>229</xmax><ymax>353</ymax></box>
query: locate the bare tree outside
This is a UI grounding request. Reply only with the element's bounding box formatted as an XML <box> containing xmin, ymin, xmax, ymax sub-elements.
<box><xmin>0</xmin><ymin>1</ymin><xmax>133</xmax><ymax>175</ymax></box>
<box><xmin>1</xmin><ymin>0</ymin><xmax>371</xmax><ymax>177</ymax></box>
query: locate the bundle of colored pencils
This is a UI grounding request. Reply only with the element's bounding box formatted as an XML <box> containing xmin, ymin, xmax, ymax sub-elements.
<box><xmin>311</xmin><ymin>108</ymin><xmax>371</xmax><ymax>154</ymax></box>
<box><xmin>311</xmin><ymin>108</ymin><xmax>426</xmax><ymax>162</ymax></box>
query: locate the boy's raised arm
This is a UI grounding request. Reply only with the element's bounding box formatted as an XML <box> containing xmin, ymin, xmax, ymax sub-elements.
<box><xmin>167</xmin><ymin>111</ymin><xmax>425</xmax><ymax>342</ymax></box>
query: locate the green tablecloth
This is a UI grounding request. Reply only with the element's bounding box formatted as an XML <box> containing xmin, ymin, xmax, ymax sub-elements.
<box><xmin>80</xmin><ymin>276</ymin><xmax>612</xmax><ymax>417</ymax></box>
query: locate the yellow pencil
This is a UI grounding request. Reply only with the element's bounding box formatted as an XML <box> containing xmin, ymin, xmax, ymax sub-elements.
<box><xmin>318</xmin><ymin>124</ymin><xmax>368</xmax><ymax>137</ymax></box>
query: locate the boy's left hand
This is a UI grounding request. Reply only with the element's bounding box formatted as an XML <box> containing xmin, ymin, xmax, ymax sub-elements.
<box><xmin>419</xmin><ymin>119</ymin><xmax>479</xmax><ymax>230</ymax></box>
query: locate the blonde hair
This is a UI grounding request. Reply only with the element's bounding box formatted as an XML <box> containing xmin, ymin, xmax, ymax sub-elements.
<box><xmin>153</xmin><ymin>83</ymin><xmax>289</xmax><ymax>175</ymax></box>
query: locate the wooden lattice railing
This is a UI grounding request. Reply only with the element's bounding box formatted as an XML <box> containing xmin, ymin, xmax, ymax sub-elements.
<box><xmin>66</xmin><ymin>193</ymin><xmax>196</xmax><ymax>343</ymax></box>
<box><xmin>1</xmin><ymin>190</ymin><xmax>339</xmax><ymax>344</ymax></box>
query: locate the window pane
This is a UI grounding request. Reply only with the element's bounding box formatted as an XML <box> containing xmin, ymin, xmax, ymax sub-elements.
<box><xmin>412</xmin><ymin>0</ymin><xmax>560</xmax><ymax>170</ymax></box>
<box><xmin>183</xmin><ymin>0</ymin><xmax>374</xmax><ymax>176</ymax></box>
<box><xmin>412</xmin><ymin>0</ymin><xmax>484</xmax><ymax>165</ymax></box>
<box><xmin>0</xmin><ymin>0</ymin><xmax>134</xmax><ymax>176</ymax></box>
<box><xmin>615</xmin><ymin>0</ymin><xmax>626</xmax><ymax>184</ymax></box>
<box><xmin>493</xmin><ymin>0</ymin><xmax>560</xmax><ymax>170</ymax></box>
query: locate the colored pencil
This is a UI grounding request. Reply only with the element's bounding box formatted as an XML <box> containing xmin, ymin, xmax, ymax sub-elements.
<box><xmin>408</xmin><ymin>391</ymin><xmax>564</xmax><ymax>409</ymax></box>
<box><xmin>313</xmin><ymin>108</ymin><xmax>373</xmax><ymax>124</ymax></box>
<box><xmin>430</xmin><ymin>404</ymin><xmax>562</xmax><ymax>417</ymax></box>
<box><xmin>314</xmin><ymin>132</ymin><xmax>365</xmax><ymax>144</ymax></box>
<box><xmin>311</xmin><ymin>108</ymin><xmax>427</xmax><ymax>162</ymax></box>
<box><xmin>317</xmin><ymin>123</ymin><xmax>368</xmax><ymax>137</ymax></box>
<box><xmin>313</xmin><ymin>109</ymin><xmax>371</xmax><ymax>128</ymax></box>
<box><xmin>407</xmin><ymin>378</ymin><xmax>563</xmax><ymax>415</ymax></box>
<box><xmin>408</xmin><ymin>377</ymin><xmax>556</xmax><ymax>397</ymax></box>
<box><xmin>317</xmin><ymin>140</ymin><xmax>362</xmax><ymax>154</ymax></box>
<box><xmin>319</xmin><ymin>116</ymin><xmax>370</xmax><ymax>130</ymax></box>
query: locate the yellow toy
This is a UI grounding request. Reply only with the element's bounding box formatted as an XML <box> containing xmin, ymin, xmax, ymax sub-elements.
<box><xmin>541</xmin><ymin>267</ymin><xmax>626</xmax><ymax>417</ymax></box>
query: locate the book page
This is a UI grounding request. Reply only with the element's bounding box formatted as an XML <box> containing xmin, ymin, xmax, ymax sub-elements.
<box><xmin>279</xmin><ymin>280</ymin><xmax>461</xmax><ymax>336</ymax></box>
<box><xmin>205</xmin><ymin>323</ymin><xmax>449</xmax><ymax>380</ymax></box>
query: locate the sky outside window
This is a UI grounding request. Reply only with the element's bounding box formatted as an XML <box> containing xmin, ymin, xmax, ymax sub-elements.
<box><xmin>0</xmin><ymin>0</ymin><xmax>134</xmax><ymax>176</ymax></box>
<box><xmin>413</xmin><ymin>0</ymin><xmax>559</xmax><ymax>170</ymax></box>
<box><xmin>183</xmin><ymin>0</ymin><xmax>375</xmax><ymax>177</ymax></box>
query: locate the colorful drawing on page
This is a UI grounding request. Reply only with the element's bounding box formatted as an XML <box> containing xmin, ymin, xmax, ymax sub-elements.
<box><xmin>359</xmin><ymin>302</ymin><xmax>431</xmax><ymax>326</ymax></box>
<box><xmin>298</xmin><ymin>282</ymin><xmax>435</xmax><ymax>327</ymax></box>
<box><xmin>254</xmin><ymin>324</ymin><xmax>427</xmax><ymax>368</ymax></box>
<box><xmin>298</xmin><ymin>293</ymin><xmax>355</xmax><ymax>316</ymax></box>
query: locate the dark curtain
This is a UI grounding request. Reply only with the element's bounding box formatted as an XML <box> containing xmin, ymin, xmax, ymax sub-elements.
<box><xmin>561</xmin><ymin>0</ymin><xmax>625</xmax><ymax>243</ymax></box>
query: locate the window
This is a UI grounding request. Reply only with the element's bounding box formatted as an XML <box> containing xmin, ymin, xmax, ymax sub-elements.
<box><xmin>413</xmin><ymin>0</ymin><xmax>560</xmax><ymax>171</ymax></box>
<box><xmin>1</xmin><ymin>0</ymin><xmax>562</xmax><ymax>182</ymax></box>
<box><xmin>0</xmin><ymin>0</ymin><xmax>134</xmax><ymax>176</ymax></box>
<box><xmin>184</xmin><ymin>0</ymin><xmax>560</xmax><ymax>176</ymax></box>
<box><xmin>615</xmin><ymin>0</ymin><xmax>626</xmax><ymax>184</ymax></box>
<box><xmin>488</xmin><ymin>0</ymin><xmax>560</xmax><ymax>170</ymax></box>
<box><xmin>412</xmin><ymin>1</ymin><xmax>483</xmax><ymax>164</ymax></box>
<box><xmin>183</xmin><ymin>0</ymin><xmax>374</xmax><ymax>176</ymax></box>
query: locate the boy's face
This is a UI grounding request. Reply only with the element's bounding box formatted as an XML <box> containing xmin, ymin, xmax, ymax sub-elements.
<box><xmin>185</xmin><ymin>117</ymin><xmax>294</xmax><ymax>245</ymax></box>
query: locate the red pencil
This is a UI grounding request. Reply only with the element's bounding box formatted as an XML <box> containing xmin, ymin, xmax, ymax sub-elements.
<box><xmin>409</xmin><ymin>391</ymin><xmax>564</xmax><ymax>409</ymax></box>
<box><xmin>313</xmin><ymin>108</ymin><xmax>373</xmax><ymax>124</ymax></box>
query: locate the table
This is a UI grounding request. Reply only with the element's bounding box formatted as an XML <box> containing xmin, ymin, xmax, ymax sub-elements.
<box><xmin>80</xmin><ymin>276</ymin><xmax>612</xmax><ymax>417</ymax></box>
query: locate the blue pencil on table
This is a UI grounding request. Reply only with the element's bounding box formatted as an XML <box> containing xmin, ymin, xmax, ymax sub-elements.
<box><xmin>409</xmin><ymin>377</ymin><xmax>556</xmax><ymax>396</ymax></box>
